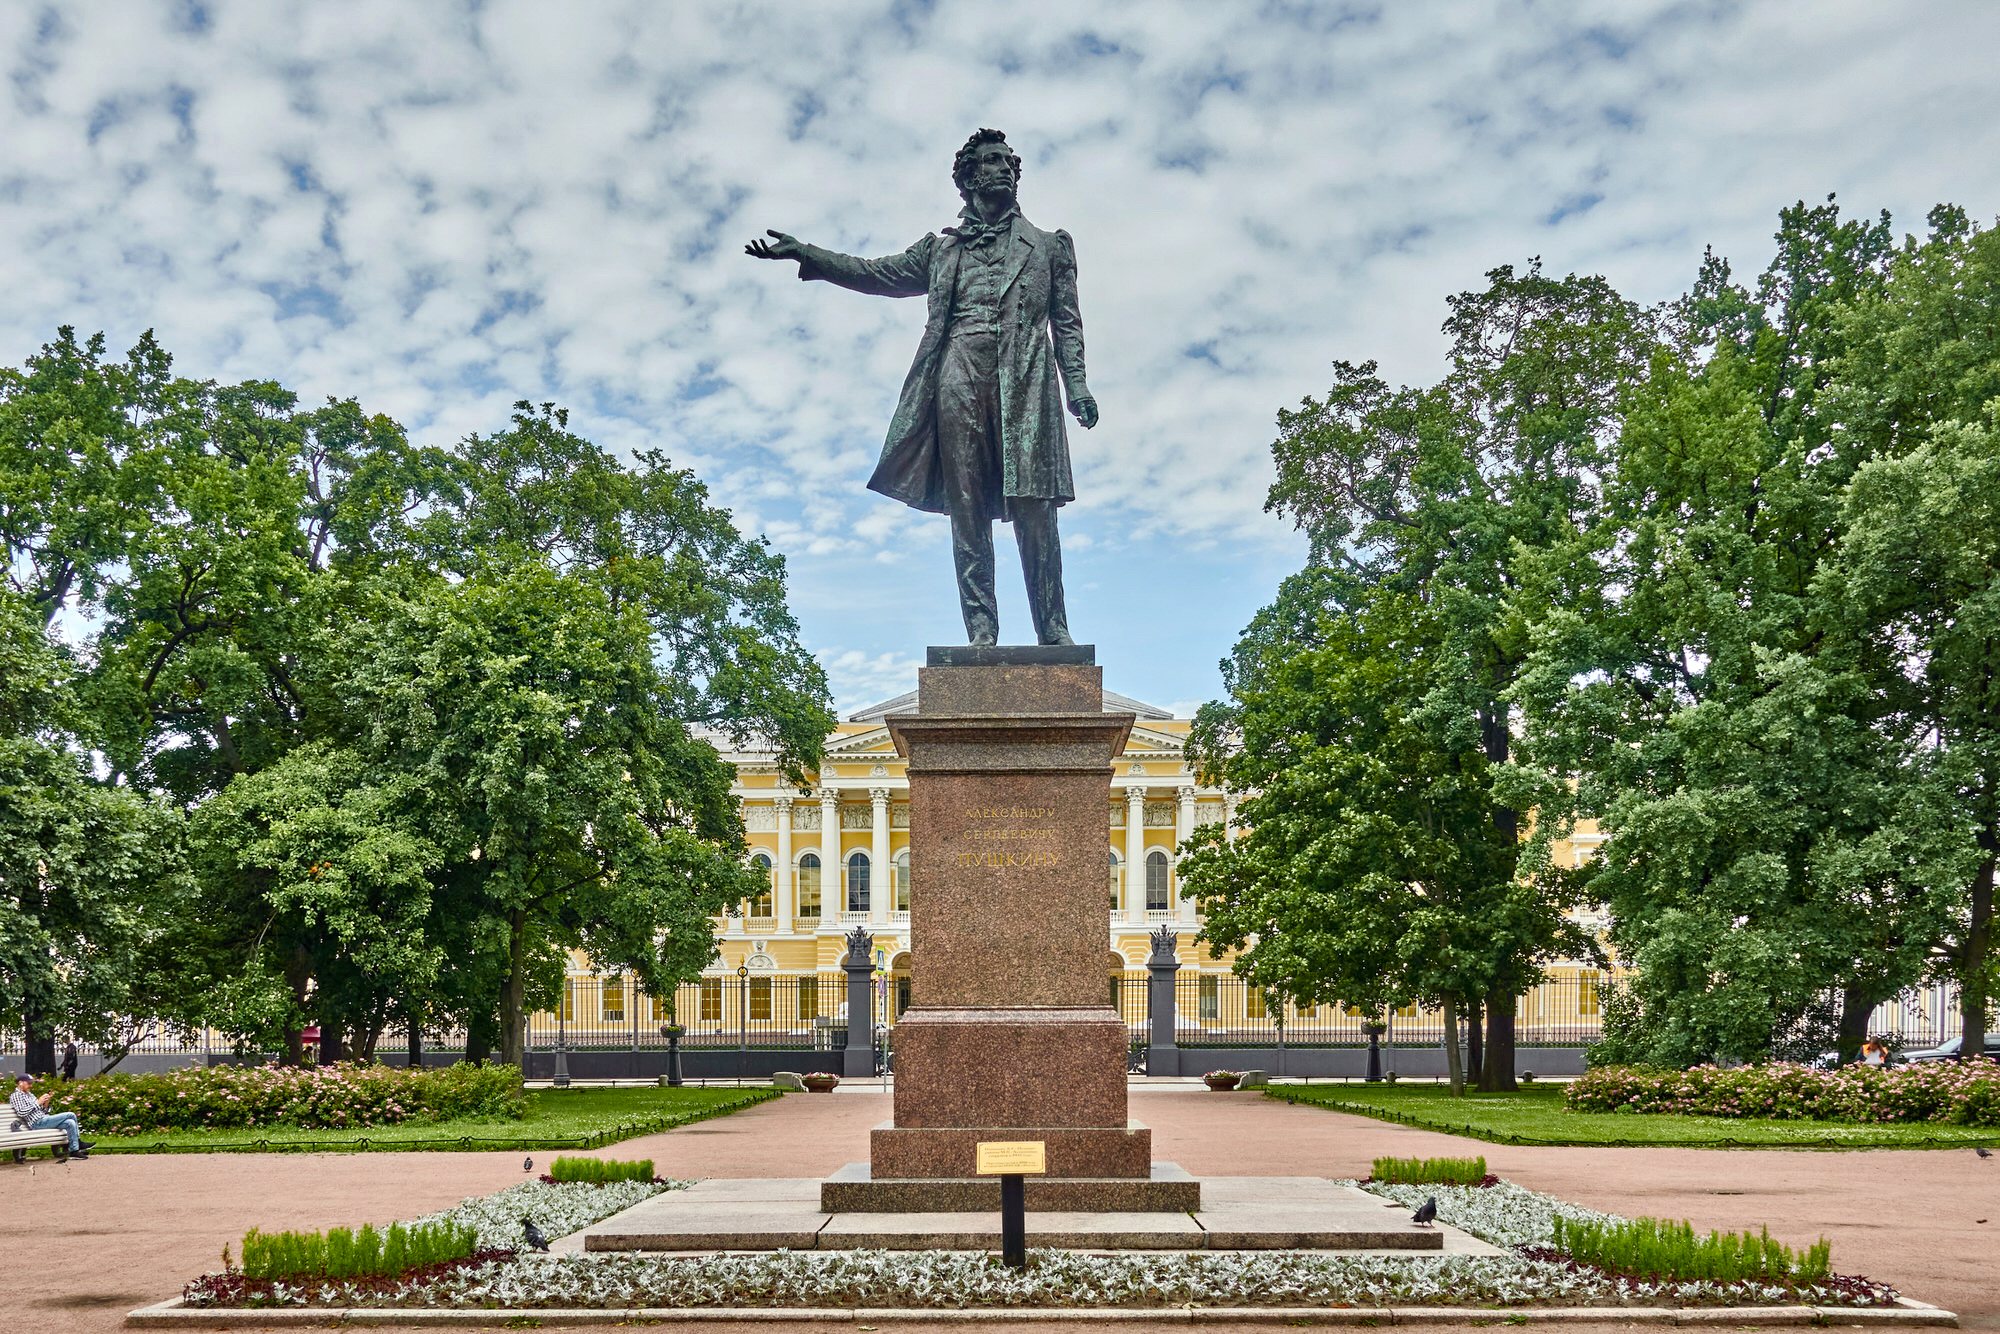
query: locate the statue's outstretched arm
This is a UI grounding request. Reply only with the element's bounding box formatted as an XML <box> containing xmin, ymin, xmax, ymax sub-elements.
<box><xmin>746</xmin><ymin>229</ymin><xmax>933</xmax><ymax>299</ymax></box>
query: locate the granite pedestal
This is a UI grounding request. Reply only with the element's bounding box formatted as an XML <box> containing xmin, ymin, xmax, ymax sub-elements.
<box><xmin>827</xmin><ymin>646</ymin><xmax>1195</xmax><ymax>1213</ymax></box>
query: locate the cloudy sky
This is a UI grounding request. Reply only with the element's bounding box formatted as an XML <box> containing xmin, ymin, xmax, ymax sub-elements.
<box><xmin>5</xmin><ymin>1</ymin><xmax>1996</xmax><ymax>716</ymax></box>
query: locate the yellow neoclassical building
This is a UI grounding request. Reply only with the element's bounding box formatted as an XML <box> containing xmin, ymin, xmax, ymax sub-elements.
<box><xmin>708</xmin><ymin>686</ymin><xmax>1231</xmax><ymax>980</ymax></box>
<box><xmin>538</xmin><ymin>689</ymin><xmax>1620</xmax><ymax>1054</ymax></box>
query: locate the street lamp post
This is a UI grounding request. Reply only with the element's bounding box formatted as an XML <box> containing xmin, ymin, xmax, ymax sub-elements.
<box><xmin>554</xmin><ymin>994</ymin><xmax>571</xmax><ymax>1090</ymax></box>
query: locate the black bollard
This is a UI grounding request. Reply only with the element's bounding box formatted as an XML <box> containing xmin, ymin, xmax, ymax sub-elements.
<box><xmin>1000</xmin><ymin>1173</ymin><xmax>1026</xmax><ymax>1268</ymax></box>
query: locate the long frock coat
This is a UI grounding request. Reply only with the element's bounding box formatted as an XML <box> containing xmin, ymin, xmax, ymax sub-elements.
<box><xmin>795</xmin><ymin>212</ymin><xmax>1089</xmax><ymax>521</ymax></box>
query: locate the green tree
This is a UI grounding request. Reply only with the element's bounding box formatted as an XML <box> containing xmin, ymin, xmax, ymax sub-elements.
<box><xmin>1506</xmin><ymin>197</ymin><xmax>1938</xmax><ymax>1065</ymax></box>
<box><xmin>1183</xmin><ymin>589</ymin><xmax>1590</xmax><ymax>1095</ymax></box>
<box><xmin>0</xmin><ymin>591</ymin><xmax>191</xmax><ymax>1074</ymax></box>
<box><xmin>1253</xmin><ymin>261</ymin><xmax>1649</xmax><ymax>1086</ymax></box>
<box><xmin>1816</xmin><ymin>205</ymin><xmax>2000</xmax><ymax>1058</ymax></box>
<box><xmin>333</xmin><ymin>562</ymin><xmax>764</xmax><ymax>1068</ymax></box>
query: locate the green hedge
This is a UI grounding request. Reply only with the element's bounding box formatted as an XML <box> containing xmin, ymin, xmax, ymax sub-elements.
<box><xmin>1567</xmin><ymin>1062</ymin><xmax>2000</xmax><ymax>1126</ymax></box>
<box><xmin>1553</xmin><ymin>1215</ymin><xmax>1831</xmax><ymax>1285</ymax></box>
<box><xmin>53</xmin><ymin>1061</ymin><xmax>525</xmax><ymax>1134</ymax></box>
<box><xmin>239</xmin><ymin>1220</ymin><xmax>478</xmax><ymax>1280</ymax></box>
<box><xmin>549</xmin><ymin>1155</ymin><xmax>654</xmax><ymax>1183</ymax></box>
<box><xmin>1371</xmin><ymin>1154</ymin><xmax>1487</xmax><ymax>1185</ymax></box>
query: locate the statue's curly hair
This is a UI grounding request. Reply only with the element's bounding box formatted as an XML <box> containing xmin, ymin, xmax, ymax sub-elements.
<box><xmin>953</xmin><ymin>128</ymin><xmax>1021</xmax><ymax>200</ymax></box>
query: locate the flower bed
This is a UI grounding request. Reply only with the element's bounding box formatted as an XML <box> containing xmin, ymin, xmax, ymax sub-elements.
<box><xmin>1568</xmin><ymin>1062</ymin><xmax>2000</xmax><ymax>1126</ymax></box>
<box><xmin>175</xmin><ymin>1176</ymin><xmax>1900</xmax><ymax>1313</ymax></box>
<box><xmin>53</xmin><ymin>1061</ymin><xmax>525</xmax><ymax>1134</ymax></box>
<box><xmin>178</xmin><ymin>1245</ymin><xmax>1899</xmax><ymax>1312</ymax></box>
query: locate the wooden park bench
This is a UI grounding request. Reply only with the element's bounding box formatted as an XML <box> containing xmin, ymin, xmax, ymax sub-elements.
<box><xmin>4</xmin><ymin>1123</ymin><xmax>73</xmax><ymax>1163</ymax></box>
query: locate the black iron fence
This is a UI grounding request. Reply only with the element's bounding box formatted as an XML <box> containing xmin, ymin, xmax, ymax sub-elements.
<box><xmin>1169</xmin><ymin>970</ymin><xmax>1627</xmax><ymax>1048</ymax></box>
<box><xmin>526</xmin><ymin>972</ymin><xmax>852</xmax><ymax>1052</ymax></box>
<box><xmin>4</xmin><ymin>972</ymin><xmax>1979</xmax><ymax>1077</ymax></box>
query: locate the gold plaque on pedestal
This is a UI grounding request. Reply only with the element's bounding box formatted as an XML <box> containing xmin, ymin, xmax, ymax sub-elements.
<box><xmin>975</xmin><ymin>1141</ymin><xmax>1047</xmax><ymax>1175</ymax></box>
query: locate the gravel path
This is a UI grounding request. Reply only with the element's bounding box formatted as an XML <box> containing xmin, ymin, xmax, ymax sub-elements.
<box><xmin>7</xmin><ymin>1080</ymin><xmax>1993</xmax><ymax>1332</ymax></box>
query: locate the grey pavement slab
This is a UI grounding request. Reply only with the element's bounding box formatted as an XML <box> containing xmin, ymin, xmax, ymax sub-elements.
<box><xmin>562</xmin><ymin>1175</ymin><xmax>1493</xmax><ymax>1254</ymax></box>
<box><xmin>1193</xmin><ymin>1179</ymin><xmax>1449</xmax><ymax>1250</ymax></box>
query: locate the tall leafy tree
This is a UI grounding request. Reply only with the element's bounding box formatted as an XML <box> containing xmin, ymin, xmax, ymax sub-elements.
<box><xmin>1183</xmin><ymin>588</ymin><xmax>1590</xmax><ymax>1094</ymax></box>
<box><xmin>1815</xmin><ymin>206</ymin><xmax>2000</xmax><ymax>1058</ymax></box>
<box><xmin>1506</xmin><ymin>197</ymin><xmax>1933</xmax><ymax>1065</ymax></box>
<box><xmin>0</xmin><ymin>591</ymin><xmax>191</xmax><ymax>1074</ymax></box>
<box><xmin>1250</xmin><ymin>262</ymin><xmax>1649</xmax><ymax>1086</ymax></box>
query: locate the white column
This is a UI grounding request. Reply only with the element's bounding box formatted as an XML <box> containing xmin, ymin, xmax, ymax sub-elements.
<box><xmin>1224</xmin><ymin>792</ymin><xmax>1239</xmax><ymax>840</ymax></box>
<box><xmin>870</xmin><ymin>787</ymin><xmax>892</xmax><ymax>922</ymax></box>
<box><xmin>819</xmin><ymin>787</ymin><xmax>841</xmax><ymax>915</ymax></box>
<box><xmin>1123</xmin><ymin>785</ymin><xmax>1146</xmax><ymax>920</ymax></box>
<box><xmin>773</xmin><ymin>796</ymin><xmax>794</xmax><ymax>927</ymax></box>
<box><xmin>1176</xmin><ymin>786</ymin><xmax>1198</xmax><ymax>924</ymax></box>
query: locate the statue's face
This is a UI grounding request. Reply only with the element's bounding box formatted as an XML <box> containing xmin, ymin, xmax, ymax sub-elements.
<box><xmin>964</xmin><ymin>141</ymin><xmax>1019</xmax><ymax>198</ymax></box>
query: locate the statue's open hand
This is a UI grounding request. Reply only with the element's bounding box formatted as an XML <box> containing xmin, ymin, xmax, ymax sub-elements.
<box><xmin>1070</xmin><ymin>395</ymin><xmax>1099</xmax><ymax>429</ymax></box>
<box><xmin>745</xmin><ymin>229</ymin><xmax>804</xmax><ymax>261</ymax></box>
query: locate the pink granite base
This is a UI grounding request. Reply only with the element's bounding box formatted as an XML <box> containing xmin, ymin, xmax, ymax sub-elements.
<box><xmin>889</xmin><ymin>1007</ymin><xmax>1128</xmax><ymax>1128</ymax></box>
<box><xmin>871</xmin><ymin>1121</ymin><xmax>1153</xmax><ymax>1180</ymax></box>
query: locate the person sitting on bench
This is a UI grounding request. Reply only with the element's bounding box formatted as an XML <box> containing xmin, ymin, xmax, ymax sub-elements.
<box><xmin>10</xmin><ymin>1073</ymin><xmax>91</xmax><ymax>1159</ymax></box>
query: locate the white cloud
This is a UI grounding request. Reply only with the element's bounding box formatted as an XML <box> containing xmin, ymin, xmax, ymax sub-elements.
<box><xmin>5</xmin><ymin>0</ymin><xmax>1999</xmax><ymax>713</ymax></box>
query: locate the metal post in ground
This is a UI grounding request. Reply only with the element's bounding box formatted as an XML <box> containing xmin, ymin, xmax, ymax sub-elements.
<box><xmin>738</xmin><ymin>964</ymin><xmax>751</xmax><ymax>1084</ymax></box>
<box><xmin>554</xmin><ymin>985</ymin><xmax>571</xmax><ymax>1088</ymax></box>
<box><xmin>841</xmin><ymin>926</ymin><xmax>875</xmax><ymax>1079</ymax></box>
<box><xmin>1145</xmin><ymin>924</ymin><xmax>1180</xmax><ymax>1078</ymax></box>
<box><xmin>1364</xmin><ymin>1023</ymin><xmax>1384</xmax><ymax>1082</ymax></box>
<box><xmin>1000</xmin><ymin>1174</ymin><xmax>1026</xmax><ymax>1268</ymax></box>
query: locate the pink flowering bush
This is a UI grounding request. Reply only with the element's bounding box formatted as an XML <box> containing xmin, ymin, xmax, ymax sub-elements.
<box><xmin>50</xmin><ymin>1061</ymin><xmax>525</xmax><ymax>1136</ymax></box>
<box><xmin>1567</xmin><ymin>1062</ymin><xmax>2000</xmax><ymax>1126</ymax></box>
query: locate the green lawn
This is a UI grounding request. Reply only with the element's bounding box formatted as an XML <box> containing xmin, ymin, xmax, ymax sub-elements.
<box><xmin>1270</xmin><ymin>1081</ymin><xmax>2000</xmax><ymax>1149</ymax></box>
<box><xmin>71</xmin><ymin>1085</ymin><xmax>781</xmax><ymax>1155</ymax></box>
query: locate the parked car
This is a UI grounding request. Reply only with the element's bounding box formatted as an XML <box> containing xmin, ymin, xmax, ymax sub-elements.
<box><xmin>1900</xmin><ymin>1035</ymin><xmax>2000</xmax><ymax>1063</ymax></box>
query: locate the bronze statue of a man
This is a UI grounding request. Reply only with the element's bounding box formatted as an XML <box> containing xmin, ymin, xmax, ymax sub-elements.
<box><xmin>747</xmin><ymin>128</ymin><xmax>1096</xmax><ymax>646</ymax></box>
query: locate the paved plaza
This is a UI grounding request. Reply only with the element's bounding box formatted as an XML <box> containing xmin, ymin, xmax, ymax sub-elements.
<box><xmin>5</xmin><ymin>1081</ymin><xmax>1995</xmax><ymax>1333</ymax></box>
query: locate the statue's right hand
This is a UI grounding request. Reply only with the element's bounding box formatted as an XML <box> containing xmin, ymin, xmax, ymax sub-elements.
<box><xmin>745</xmin><ymin>229</ymin><xmax>804</xmax><ymax>261</ymax></box>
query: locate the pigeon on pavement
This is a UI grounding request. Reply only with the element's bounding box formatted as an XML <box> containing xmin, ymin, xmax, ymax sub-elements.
<box><xmin>524</xmin><ymin>1156</ymin><xmax>534</xmax><ymax>1172</ymax></box>
<box><xmin>1977</xmin><ymin>1147</ymin><xmax>1992</xmax><ymax>1159</ymax></box>
<box><xmin>523</xmin><ymin>1217</ymin><xmax>550</xmax><ymax>1252</ymax></box>
<box><xmin>1412</xmin><ymin>1196</ymin><xmax>1438</xmax><ymax>1226</ymax></box>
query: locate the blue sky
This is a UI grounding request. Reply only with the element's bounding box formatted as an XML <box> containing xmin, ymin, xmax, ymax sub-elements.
<box><xmin>5</xmin><ymin>1</ymin><xmax>1998</xmax><ymax>716</ymax></box>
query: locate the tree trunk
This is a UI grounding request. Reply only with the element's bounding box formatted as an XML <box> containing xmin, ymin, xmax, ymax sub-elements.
<box><xmin>317</xmin><ymin>1023</ymin><xmax>346</xmax><ymax>1066</ymax></box>
<box><xmin>281</xmin><ymin>1026</ymin><xmax>304</xmax><ymax>1067</ymax></box>
<box><xmin>22</xmin><ymin>1008</ymin><xmax>55</xmax><ymax>1078</ymax></box>
<box><xmin>1465</xmin><ymin>997</ymin><xmax>1484</xmax><ymax>1084</ymax></box>
<box><xmin>465</xmin><ymin>1009</ymin><xmax>495</xmax><ymax>1067</ymax></box>
<box><xmin>1837</xmin><ymin>985</ymin><xmax>1877</xmax><ymax>1066</ymax></box>
<box><xmin>498</xmin><ymin>913</ymin><xmax>529</xmax><ymax>1069</ymax></box>
<box><xmin>407</xmin><ymin>1003</ymin><xmax>424</xmax><ymax>1069</ymax></box>
<box><xmin>1961</xmin><ymin>853</ymin><xmax>1994</xmax><ymax>1065</ymax></box>
<box><xmin>1480</xmin><ymin>986</ymin><xmax>1518</xmax><ymax>1092</ymax></box>
<box><xmin>1441</xmin><ymin>994</ymin><xmax>1464</xmax><ymax>1096</ymax></box>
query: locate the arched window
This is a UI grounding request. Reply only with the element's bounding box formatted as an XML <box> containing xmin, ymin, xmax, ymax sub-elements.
<box><xmin>847</xmin><ymin>850</ymin><xmax>871</xmax><ymax>912</ymax></box>
<box><xmin>748</xmin><ymin>853</ymin><xmax>774</xmax><ymax>917</ymax></box>
<box><xmin>1108</xmin><ymin>850</ymin><xmax>1122</xmax><ymax>911</ymax></box>
<box><xmin>894</xmin><ymin>849</ymin><xmax>911</xmax><ymax>912</ymax></box>
<box><xmin>797</xmin><ymin>852</ymin><xmax>821</xmax><ymax>919</ymax></box>
<box><xmin>1145</xmin><ymin>850</ymin><xmax>1171</xmax><ymax>911</ymax></box>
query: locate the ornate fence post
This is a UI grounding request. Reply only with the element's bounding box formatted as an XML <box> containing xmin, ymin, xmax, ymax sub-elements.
<box><xmin>1146</xmin><ymin>924</ymin><xmax>1180</xmax><ymax>1077</ymax></box>
<box><xmin>842</xmin><ymin>925</ymin><xmax>876</xmax><ymax>1078</ymax></box>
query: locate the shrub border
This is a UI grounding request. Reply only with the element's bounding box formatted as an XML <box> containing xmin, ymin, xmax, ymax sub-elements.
<box><xmin>87</xmin><ymin>1088</ymin><xmax>781</xmax><ymax>1155</ymax></box>
<box><xmin>1269</xmin><ymin>1089</ymin><xmax>2000</xmax><ymax>1150</ymax></box>
<box><xmin>125</xmin><ymin>1297</ymin><xmax>1958</xmax><ymax>1326</ymax></box>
